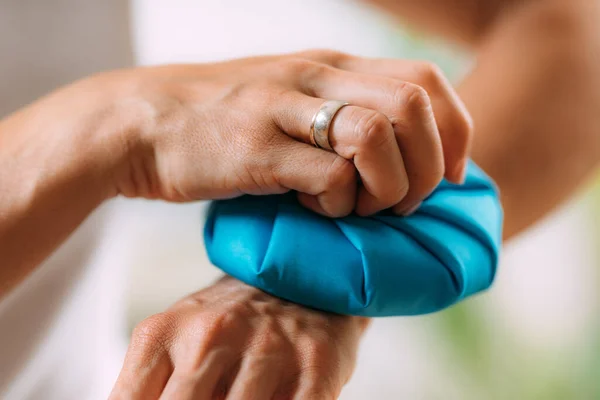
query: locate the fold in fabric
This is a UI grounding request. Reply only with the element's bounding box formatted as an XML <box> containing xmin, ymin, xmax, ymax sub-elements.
<box><xmin>204</xmin><ymin>161</ymin><xmax>503</xmax><ymax>317</ymax></box>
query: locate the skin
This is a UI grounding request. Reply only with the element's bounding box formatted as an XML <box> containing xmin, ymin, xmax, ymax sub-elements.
<box><xmin>111</xmin><ymin>277</ymin><xmax>369</xmax><ymax>400</ymax></box>
<box><xmin>2</xmin><ymin>0</ymin><xmax>600</xmax><ymax>398</ymax></box>
<box><xmin>0</xmin><ymin>51</ymin><xmax>470</xmax><ymax>298</ymax></box>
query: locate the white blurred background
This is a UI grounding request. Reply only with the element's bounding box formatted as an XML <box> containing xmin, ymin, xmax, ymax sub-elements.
<box><xmin>108</xmin><ymin>1</ymin><xmax>600</xmax><ymax>398</ymax></box>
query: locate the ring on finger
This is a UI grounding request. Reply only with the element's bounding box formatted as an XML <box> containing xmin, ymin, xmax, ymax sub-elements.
<box><xmin>309</xmin><ymin>100</ymin><xmax>350</xmax><ymax>151</ymax></box>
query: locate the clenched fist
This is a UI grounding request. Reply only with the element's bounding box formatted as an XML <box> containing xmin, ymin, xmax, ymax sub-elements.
<box><xmin>96</xmin><ymin>49</ymin><xmax>472</xmax><ymax>216</ymax></box>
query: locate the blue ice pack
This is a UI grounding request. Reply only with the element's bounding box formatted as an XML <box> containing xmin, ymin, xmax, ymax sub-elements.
<box><xmin>204</xmin><ymin>162</ymin><xmax>503</xmax><ymax>316</ymax></box>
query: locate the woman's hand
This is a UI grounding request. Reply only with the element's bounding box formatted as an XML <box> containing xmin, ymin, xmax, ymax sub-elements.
<box><xmin>105</xmin><ymin>50</ymin><xmax>472</xmax><ymax>216</ymax></box>
<box><xmin>110</xmin><ymin>276</ymin><xmax>370</xmax><ymax>400</ymax></box>
<box><xmin>0</xmin><ymin>49</ymin><xmax>471</xmax><ymax>295</ymax></box>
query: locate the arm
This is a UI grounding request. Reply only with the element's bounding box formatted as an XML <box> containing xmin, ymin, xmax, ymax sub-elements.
<box><xmin>0</xmin><ymin>55</ymin><xmax>469</xmax><ymax>297</ymax></box>
<box><xmin>369</xmin><ymin>0</ymin><xmax>600</xmax><ymax>238</ymax></box>
<box><xmin>0</xmin><ymin>78</ymin><xmax>126</xmax><ymax>293</ymax></box>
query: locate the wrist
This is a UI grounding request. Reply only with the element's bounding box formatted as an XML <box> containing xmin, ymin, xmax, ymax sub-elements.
<box><xmin>63</xmin><ymin>75</ymin><xmax>139</xmax><ymax>202</ymax></box>
<box><xmin>86</xmin><ymin>69</ymin><xmax>163</xmax><ymax>200</ymax></box>
<box><xmin>0</xmin><ymin>70</ymin><xmax>150</xmax><ymax>221</ymax></box>
<box><xmin>0</xmin><ymin>79</ymin><xmax>120</xmax><ymax>205</ymax></box>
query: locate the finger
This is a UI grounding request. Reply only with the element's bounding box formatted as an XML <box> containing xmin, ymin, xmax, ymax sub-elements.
<box><xmin>110</xmin><ymin>349</ymin><xmax>172</xmax><ymax>400</ymax></box>
<box><xmin>109</xmin><ymin>318</ymin><xmax>175</xmax><ymax>400</ymax></box>
<box><xmin>306</xmin><ymin>69</ymin><xmax>445</xmax><ymax>214</ymax></box>
<box><xmin>159</xmin><ymin>348</ymin><xmax>236</xmax><ymax>400</ymax></box>
<box><xmin>272</xmin><ymin>91</ymin><xmax>409</xmax><ymax>216</ymax></box>
<box><xmin>225</xmin><ymin>351</ymin><xmax>283</xmax><ymax>399</ymax></box>
<box><xmin>289</xmin><ymin>334</ymin><xmax>347</xmax><ymax>400</ymax></box>
<box><xmin>269</xmin><ymin>134</ymin><xmax>358</xmax><ymax>217</ymax></box>
<box><xmin>290</xmin><ymin>369</ymin><xmax>340</xmax><ymax>400</ymax></box>
<box><xmin>299</xmin><ymin>51</ymin><xmax>472</xmax><ymax>184</ymax></box>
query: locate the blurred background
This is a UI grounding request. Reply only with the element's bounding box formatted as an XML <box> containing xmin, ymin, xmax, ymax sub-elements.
<box><xmin>116</xmin><ymin>1</ymin><xmax>600</xmax><ymax>398</ymax></box>
<box><xmin>4</xmin><ymin>1</ymin><xmax>600</xmax><ymax>399</ymax></box>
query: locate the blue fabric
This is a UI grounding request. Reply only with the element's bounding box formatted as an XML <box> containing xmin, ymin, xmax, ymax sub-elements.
<box><xmin>204</xmin><ymin>161</ymin><xmax>503</xmax><ymax>317</ymax></box>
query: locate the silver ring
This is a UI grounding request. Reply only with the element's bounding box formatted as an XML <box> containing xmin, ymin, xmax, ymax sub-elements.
<box><xmin>309</xmin><ymin>100</ymin><xmax>349</xmax><ymax>151</ymax></box>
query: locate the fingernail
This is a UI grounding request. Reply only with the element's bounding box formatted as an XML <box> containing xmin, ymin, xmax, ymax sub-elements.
<box><xmin>401</xmin><ymin>202</ymin><xmax>422</xmax><ymax>217</ymax></box>
<box><xmin>455</xmin><ymin>159</ymin><xmax>467</xmax><ymax>184</ymax></box>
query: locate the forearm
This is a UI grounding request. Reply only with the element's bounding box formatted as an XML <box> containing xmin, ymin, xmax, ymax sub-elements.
<box><xmin>0</xmin><ymin>76</ymin><xmax>129</xmax><ymax>296</ymax></box>
<box><xmin>367</xmin><ymin>0</ymin><xmax>600</xmax><ymax>238</ymax></box>
<box><xmin>460</xmin><ymin>0</ymin><xmax>600</xmax><ymax>238</ymax></box>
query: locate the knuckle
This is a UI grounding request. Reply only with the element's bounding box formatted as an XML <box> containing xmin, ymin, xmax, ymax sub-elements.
<box><xmin>249</xmin><ymin>298</ymin><xmax>279</xmax><ymax>316</ymax></box>
<box><xmin>323</xmin><ymin>156</ymin><xmax>356</xmax><ymax>191</ymax></box>
<box><xmin>300</xmin><ymin>48</ymin><xmax>349</xmax><ymax>66</ymax></box>
<box><xmin>245</xmin><ymin>83</ymin><xmax>286</xmax><ymax>106</ymax></box>
<box><xmin>396</xmin><ymin>83</ymin><xmax>431</xmax><ymax>112</ymax></box>
<box><xmin>415</xmin><ymin>61</ymin><xmax>446</xmax><ymax>88</ymax></box>
<box><xmin>222</xmin><ymin>81</ymin><xmax>261</xmax><ymax>103</ymax></box>
<box><xmin>186</xmin><ymin>310</ymin><xmax>245</xmax><ymax>348</ymax></box>
<box><xmin>278</xmin><ymin>57</ymin><xmax>328</xmax><ymax>80</ymax></box>
<box><xmin>209</xmin><ymin>305</ymin><xmax>248</xmax><ymax>332</ymax></box>
<box><xmin>131</xmin><ymin>312</ymin><xmax>177</xmax><ymax>352</ymax></box>
<box><xmin>353</xmin><ymin>109</ymin><xmax>393</xmax><ymax>149</ymax></box>
<box><xmin>410</xmin><ymin>61</ymin><xmax>473</xmax><ymax>146</ymax></box>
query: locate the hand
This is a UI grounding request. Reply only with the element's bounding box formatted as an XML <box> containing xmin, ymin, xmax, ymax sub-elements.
<box><xmin>102</xmin><ymin>49</ymin><xmax>472</xmax><ymax>216</ymax></box>
<box><xmin>110</xmin><ymin>276</ymin><xmax>370</xmax><ymax>400</ymax></box>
